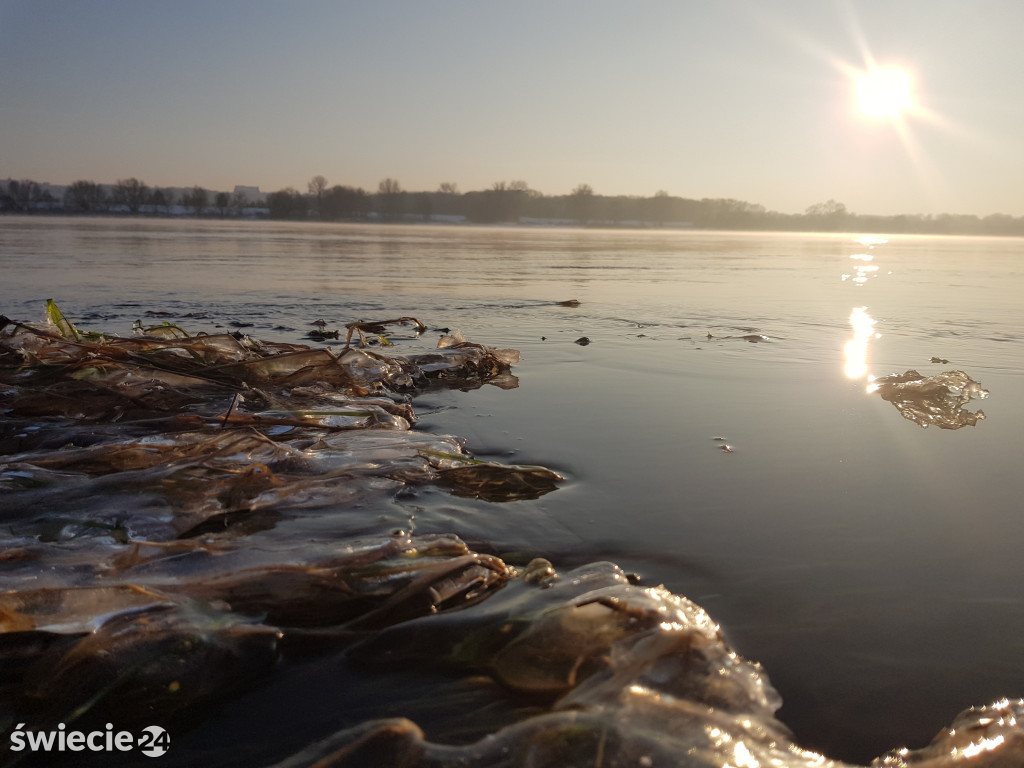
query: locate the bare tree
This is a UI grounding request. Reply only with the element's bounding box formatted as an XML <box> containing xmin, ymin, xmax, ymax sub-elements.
<box><xmin>377</xmin><ymin>178</ymin><xmax>403</xmax><ymax>220</ymax></box>
<box><xmin>322</xmin><ymin>185</ymin><xmax>370</xmax><ymax>220</ymax></box>
<box><xmin>64</xmin><ymin>180</ymin><xmax>106</xmax><ymax>213</ymax></box>
<box><xmin>570</xmin><ymin>184</ymin><xmax>596</xmax><ymax>224</ymax></box>
<box><xmin>471</xmin><ymin>180</ymin><xmax>532</xmax><ymax>222</ymax></box>
<box><xmin>267</xmin><ymin>188</ymin><xmax>308</xmax><ymax>220</ymax></box>
<box><xmin>805</xmin><ymin>199</ymin><xmax>847</xmax><ymax>217</ymax></box>
<box><xmin>804</xmin><ymin>199</ymin><xmax>848</xmax><ymax>231</ymax></box>
<box><xmin>308</xmin><ymin>175</ymin><xmax>328</xmax><ymax>219</ymax></box>
<box><xmin>182</xmin><ymin>186</ymin><xmax>208</xmax><ymax>216</ymax></box>
<box><xmin>214</xmin><ymin>191</ymin><xmax>230</xmax><ymax>217</ymax></box>
<box><xmin>308</xmin><ymin>175</ymin><xmax>328</xmax><ymax>198</ymax></box>
<box><xmin>148</xmin><ymin>187</ymin><xmax>174</xmax><ymax>214</ymax></box>
<box><xmin>7</xmin><ymin>179</ymin><xmax>40</xmax><ymax>211</ymax></box>
<box><xmin>113</xmin><ymin>178</ymin><xmax>149</xmax><ymax>214</ymax></box>
<box><xmin>434</xmin><ymin>182</ymin><xmax>461</xmax><ymax>217</ymax></box>
<box><xmin>378</xmin><ymin>178</ymin><xmax>402</xmax><ymax>196</ymax></box>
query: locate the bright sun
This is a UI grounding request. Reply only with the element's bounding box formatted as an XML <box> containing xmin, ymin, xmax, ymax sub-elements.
<box><xmin>855</xmin><ymin>67</ymin><xmax>912</xmax><ymax>118</ymax></box>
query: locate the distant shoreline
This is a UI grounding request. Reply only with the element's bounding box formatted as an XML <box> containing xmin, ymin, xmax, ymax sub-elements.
<box><xmin>3</xmin><ymin>209</ymin><xmax>1023</xmax><ymax>239</ymax></box>
<box><xmin>4</xmin><ymin>175</ymin><xmax>1023</xmax><ymax>236</ymax></box>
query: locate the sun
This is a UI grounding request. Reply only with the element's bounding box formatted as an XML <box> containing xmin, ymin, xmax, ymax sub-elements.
<box><xmin>855</xmin><ymin>67</ymin><xmax>912</xmax><ymax>118</ymax></box>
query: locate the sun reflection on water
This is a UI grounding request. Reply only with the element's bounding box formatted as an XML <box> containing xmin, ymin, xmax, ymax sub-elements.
<box><xmin>842</xmin><ymin>237</ymin><xmax>887</xmax><ymax>384</ymax></box>
<box><xmin>856</xmin><ymin>235</ymin><xmax>889</xmax><ymax>247</ymax></box>
<box><xmin>842</xmin><ymin>244</ymin><xmax>885</xmax><ymax>286</ymax></box>
<box><xmin>844</xmin><ymin>306</ymin><xmax>879</xmax><ymax>381</ymax></box>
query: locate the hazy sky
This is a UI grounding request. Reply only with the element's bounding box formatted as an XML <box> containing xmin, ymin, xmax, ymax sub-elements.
<box><xmin>2</xmin><ymin>0</ymin><xmax>1023</xmax><ymax>215</ymax></box>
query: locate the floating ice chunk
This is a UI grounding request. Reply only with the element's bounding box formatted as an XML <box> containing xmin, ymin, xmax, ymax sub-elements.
<box><xmin>871</xmin><ymin>370</ymin><xmax>989</xmax><ymax>430</ymax></box>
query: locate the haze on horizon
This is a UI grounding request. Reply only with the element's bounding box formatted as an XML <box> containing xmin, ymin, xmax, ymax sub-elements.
<box><xmin>2</xmin><ymin>0</ymin><xmax>1023</xmax><ymax>217</ymax></box>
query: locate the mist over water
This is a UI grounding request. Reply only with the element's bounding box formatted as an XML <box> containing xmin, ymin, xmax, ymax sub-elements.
<box><xmin>1</xmin><ymin>217</ymin><xmax>1022</xmax><ymax>763</ymax></box>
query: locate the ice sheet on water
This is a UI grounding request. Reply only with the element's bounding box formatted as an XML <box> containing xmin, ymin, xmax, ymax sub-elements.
<box><xmin>278</xmin><ymin>560</ymin><xmax>1024</xmax><ymax>767</ymax></box>
<box><xmin>871</xmin><ymin>369</ymin><xmax>989</xmax><ymax>429</ymax></box>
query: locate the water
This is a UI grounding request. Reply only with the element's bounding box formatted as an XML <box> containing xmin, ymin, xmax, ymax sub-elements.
<box><xmin>2</xmin><ymin>216</ymin><xmax>1023</xmax><ymax>763</ymax></box>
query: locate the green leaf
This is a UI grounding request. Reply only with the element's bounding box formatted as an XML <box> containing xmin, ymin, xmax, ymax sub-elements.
<box><xmin>45</xmin><ymin>299</ymin><xmax>81</xmax><ymax>341</ymax></box>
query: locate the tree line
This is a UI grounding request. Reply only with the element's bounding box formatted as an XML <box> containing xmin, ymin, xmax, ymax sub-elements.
<box><xmin>3</xmin><ymin>175</ymin><xmax>1024</xmax><ymax>236</ymax></box>
<box><xmin>0</xmin><ymin>177</ymin><xmax>255</xmax><ymax>217</ymax></box>
<box><xmin>264</xmin><ymin>178</ymin><xmax>1024</xmax><ymax>235</ymax></box>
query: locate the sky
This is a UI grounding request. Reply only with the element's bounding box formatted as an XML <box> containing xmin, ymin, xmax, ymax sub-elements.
<box><xmin>2</xmin><ymin>0</ymin><xmax>1023</xmax><ymax>216</ymax></box>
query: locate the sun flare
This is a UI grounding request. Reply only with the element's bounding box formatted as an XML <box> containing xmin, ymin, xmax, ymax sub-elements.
<box><xmin>855</xmin><ymin>67</ymin><xmax>912</xmax><ymax>118</ymax></box>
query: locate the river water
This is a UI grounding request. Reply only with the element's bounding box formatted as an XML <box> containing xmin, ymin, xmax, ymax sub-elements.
<box><xmin>1</xmin><ymin>216</ymin><xmax>1022</xmax><ymax>763</ymax></box>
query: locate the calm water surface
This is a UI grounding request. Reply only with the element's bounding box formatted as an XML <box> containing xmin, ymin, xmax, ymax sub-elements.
<box><xmin>2</xmin><ymin>216</ymin><xmax>1023</xmax><ymax>762</ymax></box>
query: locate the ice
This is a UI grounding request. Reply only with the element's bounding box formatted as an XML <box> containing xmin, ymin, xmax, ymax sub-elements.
<box><xmin>871</xmin><ymin>369</ymin><xmax>989</xmax><ymax>429</ymax></box>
